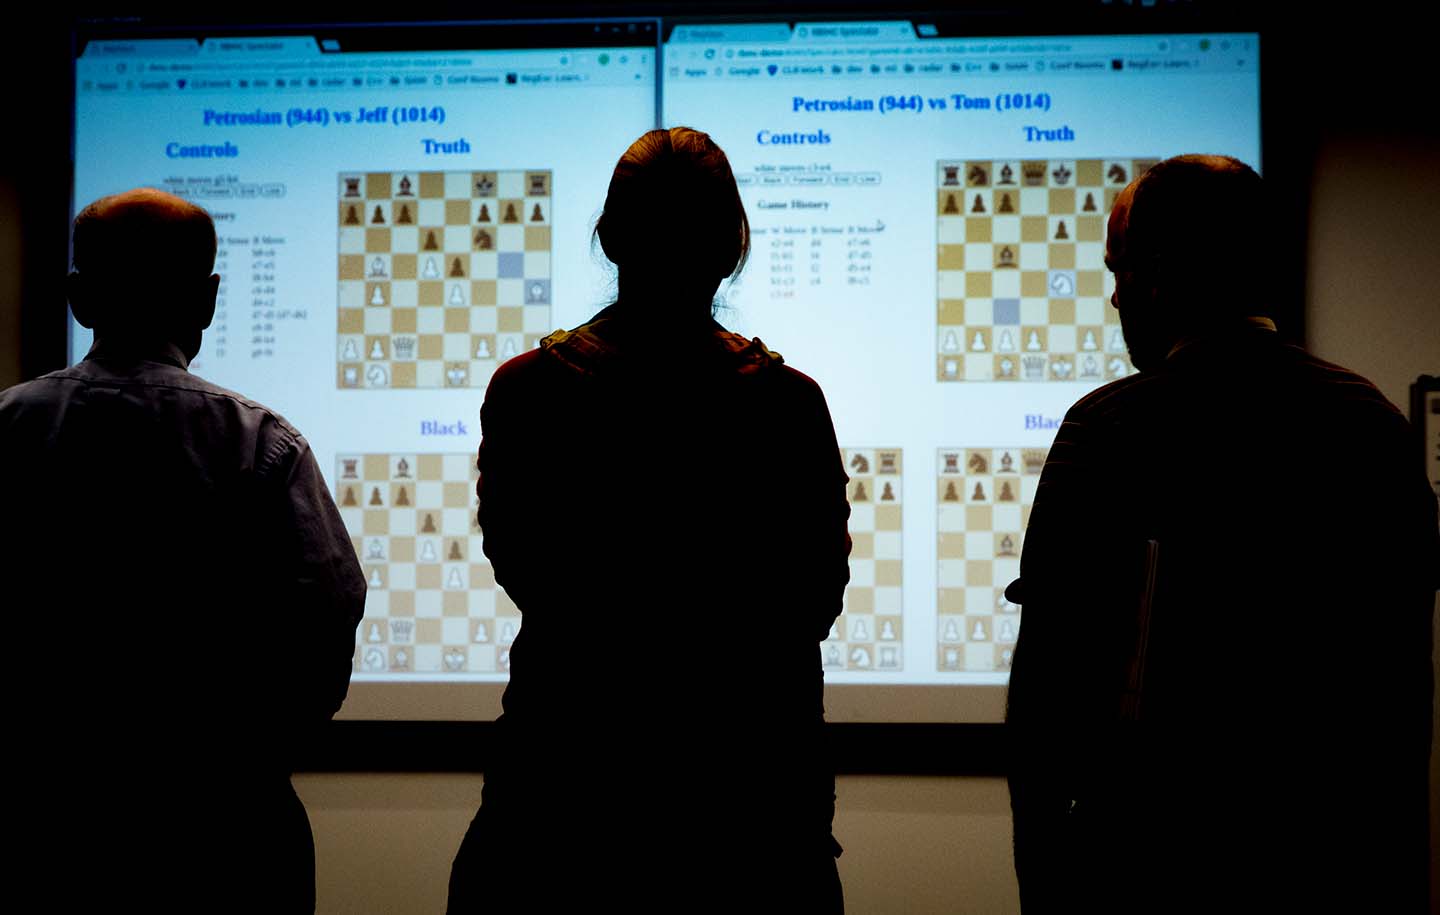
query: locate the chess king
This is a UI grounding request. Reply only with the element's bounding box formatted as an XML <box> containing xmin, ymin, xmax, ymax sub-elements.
<box><xmin>1003</xmin><ymin>156</ymin><xmax>1438</xmax><ymax>914</ymax></box>
<box><xmin>0</xmin><ymin>188</ymin><xmax>364</xmax><ymax>913</ymax></box>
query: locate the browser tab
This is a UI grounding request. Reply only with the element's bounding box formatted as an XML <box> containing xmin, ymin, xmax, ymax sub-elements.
<box><xmin>792</xmin><ymin>22</ymin><xmax>916</xmax><ymax>43</ymax></box>
<box><xmin>80</xmin><ymin>39</ymin><xmax>199</xmax><ymax>58</ymax></box>
<box><xmin>202</xmin><ymin>37</ymin><xmax>321</xmax><ymax>57</ymax></box>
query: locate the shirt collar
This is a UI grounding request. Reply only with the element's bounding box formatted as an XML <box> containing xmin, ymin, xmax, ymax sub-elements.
<box><xmin>1166</xmin><ymin>316</ymin><xmax>1277</xmax><ymax>361</ymax></box>
<box><xmin>85</xmin><ymin>337</ymin><xmax>192</xmax><ymax>371</ymax></box>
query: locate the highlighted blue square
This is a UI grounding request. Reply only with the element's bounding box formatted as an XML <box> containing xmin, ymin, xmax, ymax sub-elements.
<box><xmin>993</xmin><ymin>298</ymin><xmax>1020</xmax><ymax>325</ymax></box>
<box><xmin>498</xmin><ymin>252</ymin><xmax>524</xmax><ymax>279</ymax></box>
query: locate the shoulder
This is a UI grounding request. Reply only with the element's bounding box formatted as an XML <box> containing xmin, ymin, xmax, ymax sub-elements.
<box><xmin>1063</xmin><ymin>368</ymin><xmax>1165</xmax><ymax>424</ymax></box>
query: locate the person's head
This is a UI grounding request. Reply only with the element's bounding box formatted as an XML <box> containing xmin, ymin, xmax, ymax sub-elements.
<box><xmin>68</xmin><ymin>188</ymin><xmax>220</xmax><ymax>359</ymax></box>
<box><xmin>595</xmin><ymin>127</ymin><xmax>749</xmax><ymax>315</ymax></box>
<box><xmin>1105</xmin><ymin>154</ymin><xmax>1271</xmax><ymax>369</ymax></box>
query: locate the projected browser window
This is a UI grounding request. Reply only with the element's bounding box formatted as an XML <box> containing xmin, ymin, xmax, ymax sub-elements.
<box><xmin>71</xmin><ymin>24</ymin><xmax>659</xmax><ymax>703</ymax></box>
<box><xmin>663</xmin><ymin>22</ymin><xmax>1260</xmax><ymax>692</ymax></box>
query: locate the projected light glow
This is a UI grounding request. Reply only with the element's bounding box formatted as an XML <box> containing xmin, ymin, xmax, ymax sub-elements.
<box><xmin>69</xmin><ymin>18</ymin><xmax>1260</xmax><ymax>721</ymax></box>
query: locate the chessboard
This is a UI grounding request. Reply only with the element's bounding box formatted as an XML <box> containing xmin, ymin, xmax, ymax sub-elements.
<box><xmin>936</xmin><ymin>447</ymin><xmax>1046</xmax><ymax>672</ymax></box>
<box><xmin>936</xmin><ymin>158</ymin><xmax>1155</xmax><ymax>382</ymax></box>
<box><xmin>822</xmin><ymin>448</ymin><xmax>904</xmax><ymax>671</ymax></box>
<box><xmin>336</xmin><ymin>453</ymin><xmax>519</xmax><ymax>675</ymax></box>
<box><xmin>337</xmin><ymin>170</ymin><xmax>552</xmax><ymax>389</ymax></box>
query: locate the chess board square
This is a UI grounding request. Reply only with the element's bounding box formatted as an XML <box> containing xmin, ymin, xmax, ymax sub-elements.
<box><xmin>938</xmin><ymin>219</ymin><xmax>966</xmax><ymax>244</ymax></box>
<box><xmin>525</xmin><ymin>226</ymin><xmax>551</xmax><ymax>251</ymax></box>
<box><xmin>963</xmin><ymin>217</ymin><xmax>991</xmax><ymax>242</ymax></box>
<box><xmin>1049</xmin><ymin>244</ymin><xmax>1077</xmax><ymax>270</ymax></box>
<box><xmin>937</xmin><ymin>272</ymin><xmax>966</xmax><ymax>299</ymax></box>
<box><xmin>498</xmin><ymin>252</ymin><xmax>524</xmax><ymax>279</ymax></box>
<box><xmin>937</xmin><ymin>245</ymin><xmax>965</xmax><ymax>271</ymax></box>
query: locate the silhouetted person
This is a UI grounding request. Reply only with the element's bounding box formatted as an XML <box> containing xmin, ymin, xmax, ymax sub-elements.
<box><xmin>0</xmin><ymin>189</ymin><xmax>364</xmax><ymax>913</ymax></box>
<box><xmin>1005</xmin><ymin>156</ymin><xmax>1437</xmax><ymax>913</ymax></box>
<box><xmin>447</xmin><ymin>128</ymin><xmax>850</xmax><ymax>912</ymax></box>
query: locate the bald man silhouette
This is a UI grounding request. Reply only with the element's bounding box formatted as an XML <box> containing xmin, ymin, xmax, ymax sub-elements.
<box><xmin>1005</xmin><ymin>156</ymin><xmax>1437</xmax><ymax>913</ymax></box>
<box><xmin>0</xmin><ymin>189</ymin><xmax>364</xmax><ymax>913</ymax></box>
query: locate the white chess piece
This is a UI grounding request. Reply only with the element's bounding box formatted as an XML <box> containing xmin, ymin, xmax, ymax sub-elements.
<box><xmin>880</xmin><ymin>620</ymin><xmax>896</xmax><ymax>640</ymax></box>
<box><xmin>342</xmin><ymin>339</ymin><xmax>359</xmax><ymax>360</ymax></box>
<box><xmin>423</xmin><ymin>256</ymin><xmax>440</xmax><ymax>279</ymax></box>
<box><xmin>999</xmin><ymin>357</ymin><xmax>1014</xmax><ymax>377</ymax></box>
<box><xmin>420</xmin><ymin>540</ymin><xmax>438</xmax><ymax>562</ymax></box>
<box><xmin>366</xmin><ymin>539</ymin><xmax>384</xmax><ymax>560</ymax></box>
<box><xmin>1000</xmin><ymin>620</ymin><xmax>1016</xmax><ymax>641</ymax></box>
<box><xmin>370</xmin><ymin>285</ymin><xmax>385</xmax><ymax>306</ymax></box>
<box><xmin>943</xmin><ymin>359</ymin><xmax>958</xmax><ymax>377</ymax></box>
<box><xmin>343</xmin><ymin>367</ymin><xmax>358</xmax><ymax>386</ymax></box>
<box><xmin>850</xmin><ymin>647</ymin><xmax>871</xmax><ymax>667</ymax></box>
<box><xmin>365</xmin><ymin>365</ymin><xmax>389</xmax><ymax>386</ymax></box>
<box><xmin>998</xmin><ymin>329</ymin><xmax>1016</xmax><ymax>352</ymax></box>
<box><xmin>851</xmin><ymin>619</ymin><xmax>869</xmax><ymax>640</ymax></box>
<box><xmin>369</xmin><ymin>340</ymin><xmax>384</xmax><ymax>360</ymax></box>
<box><xmin>1109</xmin><ymin>328</ymin><xmax>1125</xmax><ymax>352</ymax></box>
<box><xmin>449</xmin><ymin>284</ymin><xmax>465</xmax><ymax>306</ymax></box>
<box><xmin>502</xmin><ymin>338</ymin><xmax>518</xmax><ymax>359</ymax></box>
<box><xmin>943</xmin><ymin>619</ymin><xmax>960</xmax><ymax>641</ymax></box>
<box><xmin>972</xmin><ymin>620</ymin><xmax>987</xmax><ymax>640</ymax></box>
<box><xmin>370</xmin><ymin>256</ymin><xmax>387</xmax><ymax>277</ymax></box>
<box><xmin>474</xmin><ymin>623</ymin><xmax>489</xmax><ymax>643</ymax></box>
<box><xmin>364</xmin><ymin>648</ymin><xmax>385</xmax><ymax>671</ymax></box>
<box><xmin>1026</xmin><ymin>330</ymin><xmax>1042</xmax><ymax>351</ymax></box>
<box><xmin>971</xmin><ymin>331</ymin><xmax>987</xmax><ymax>351</ymax></box>
<box><xmin>367</xmin><ymin>622</ymin><xmax>382</xmax><ymax>642</ymax></box>
<box><xmin>446</xmin><ymin>567</ymin><xmax>465</xmax><ymax>589</ymax></box>
<box><xmin>944</xmin><ymin>648</ymin><xmax>959</xmax><ymax>667</ymax></box>
<box><xmin>1081</xmin><ymin>329</ymin><xmax>1098</xmax><ymax>351</ymax></box>
<box><xmin>942</xmin><ymin>330</ymin><xmax>959</xmax><ymax>353</ymax></box>
<box><xmin>368</xmin><ymin>568</ymin><xmax>383</xmax><ymax>588</ymax></box>
<box><xmin>501</xmin><ymin>622</ymin><xmax>516</xmax><ymax>643</ymax></box>
<box><xmin>476</xmin><ymin>339</ymin><xmax>491</xmax><ymax>359</ymax></box>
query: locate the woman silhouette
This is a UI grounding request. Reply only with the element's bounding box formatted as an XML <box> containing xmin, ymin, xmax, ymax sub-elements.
<box><xmin>448</xmin><ymin>128</ymin><xmax>850</xmax><ymax>912</ymax></box>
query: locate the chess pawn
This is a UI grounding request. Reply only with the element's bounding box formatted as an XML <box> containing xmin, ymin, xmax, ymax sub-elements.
<box><xmin>1083</xmin><ymin>192</ymin><xmax>1097</xmax><ymax>212</ymax></box>
<box><xmin>501</xmin><ymin>338</ymin><xmax>518</xmax><ymax>359</ymax></box>
<box><xmin>474</xmin><ymin>623</ymin><xmax>489</xmax><ymax>643</ymax></box>
<box><xmin>972</xmin><ymin>620</ymin><xmax>987</xmax><ymax>640</ymax></box>
<box><xmin>446</xmin><ymin>567</ymin><xmax>465</xmax><ymax>589</ymax></box>
<box><xmin>342</xmin><ymin>339</ymin><xmax>359</xmax><ymax>360</ymax></box>
<box><xmin>851</xmin><ymin>619</ymin><xmax>869</xmax><ymax>640</ymax></box>
<box><xmin>943</xmin><ymin>193</ymin><xmax>959</xmax><ymax>215</ymax></box>
<box><xmin>971</xmin><ymin>331</ymin><xmax>986</xmax><ymax>351</ymax></box>
<box><xmin>501</xmin><ymin>622</ymin><xmax>516</xmax><ymax>643</ymax></box>
<box><xmin>371</xmin><ymin>205</ymin><xmax>385</xmax><ymax>225</ymax></box>
<box><xmin>880</xmin><ymin>620</ymin><xmax>896</xmax><ymax>640</ymax></box>
<box><xmin>370</xmin><ymin>285</ymin><xmax>385</xmax><ymax>306</ymax></box>
<box><xmin>369</xmin><ymin>486</ymin><xmax>384</xmax><ymax>506</ymax></box>
<box><xmin>531</xmin><ymin>203</ymin><xmax>544</xmax><ymax>222</ymax></box>
<box><xmin>999</xmin><ymin>620</ymin><xmax>1016</xmax><ymax>642</ymax></box>
<box><xmin>369</xmin><ymin>340</ymin><xmax>385</xmax><ymax>360</ymax></box>
<box><xmin>972</xmin><ymin>482</ymin><xmax>987</xmax><ymax>501</ymax></box>
<box><xmin>423</xmin><ymin>256</ymin><xmax>440</xmax><ymax>279</ymax></box>
<box><xmin>342</xmin><ymin>486</ymin><xmax>357</xmax><ymax>507</ymax></box>
<box><xmin>368</xmin><ymin>568</ymin><xmax>383</xmax><ymax>588</ymax></box>
<box><xmin>943</xmin><ymin>619</ymin><xmax>961</xmax><ymax>641</ymax></box>
<box><xmin>881</xmin><ymin>482</ymin><xmax>895</xmax><ymax>501</ymax></box>
<box><xmin>422</xmin><ymin>513</ymin><xmax>437</xmax><ymax>533</ymax></box>
<box><xmin>397</xmin><ymin>204</ymin><xmax>413</xmax><ymax>225</ymax></box>
<box><xmin>420</xmin><ymin>540</ymin><xmax>438</xmax><ymax>562</ymax></box>
<box><xmin>367</xmin><ymin>622</ymin><xmax>382</xmax><ymax>642</ymax></box>
<box><xmin>344</xmin><ymin>205</ymin><xmax>360</xmax><ymax>225</ymax></box>
<box><xmin>477</xmin><ymin>203</ymin><xmax>491</xmax><ymax>223</ymax></box>
<box><xmin>1054</xmin><ymin>220</ymin><xmax>1069</xmax><ymax>240</ymax></box>
<box><xmin>943</xmin><ymin>481</ymin><xmax>959</xmax><ymax>502</ymax></box>
<box><xmin>450</xmin><ymin>256</ymin><xmax>465</xmax><ymax>278</ymax></box>
<box><xmin>853</xmin><ymin>481</ymin><xmax>868</xmax><ymax>502</ymax></box>
<box><xmin>503</xmin><ymin>202</ymin><xmax>519</xmax><ymax>223</ymax></box>
<box><xmin>448</xmin><ymin>541</ymin><xmax>463</xmax><ymax>561</ymax></box>
<box><xmin>424</xmin><ymin>230</ymin><xmax>439</xmax><ymax>251</ymax></box>
<box><xmin>1026</xmin><ymin>330</ymin><xmax>1042</xmax><ymax>351</ymax></box>
<box><xmin>828</xmin><ymin>622</ymin><xmax>840</xmax><ymax>641</ymax></box>
<box><xmin>394</xmin><ymin>486</ymin><xmax>410</xmax><ymax>507</ymax></box>
<box><xmin>971</xmin><ymin>194</ymin><xmax>985</xmax><ymax>214</ymax></box>
<box><xmin>998</xmin><ymin>192</ymin><xmax>1014</xmax><ymax>214</ymax></box>
<box><xmin>1082</xmin><ymin>329</ymin><xmax>1098</xmax><ymax>351</ymax></box>
<box><xmin>476</xmin><ymin>339</ymin><xmax>491</xmax><ymax>359</ymax></box>
<box><xmin>998</xmin><ymin>482</ymin><xmax>1015</xmax><ymax>502</ymax></box>
<box><xmin>942</xmin><ymin>330</ymin><xmax>959</xmax><ymax>353</ymax></box>
<box><xmin>998</xmin><ymin>329</ymin><xmax>1016</xmax><ymax>352</ymax></box>
<box><xmin>449</xmin><ymin>284</ymin><xmax>465</xmax><ymax>306</ymax></box>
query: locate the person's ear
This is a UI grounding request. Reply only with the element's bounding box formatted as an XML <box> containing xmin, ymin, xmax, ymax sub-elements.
<box><xmin>67</xmin><ymin>271</ymin><xmax>95</xmax><ymax>329</ymax></box>
<box><xmin>196</xmin><ymin>273</ymin><xmax>219</xmax><ymax>331</ymax></box>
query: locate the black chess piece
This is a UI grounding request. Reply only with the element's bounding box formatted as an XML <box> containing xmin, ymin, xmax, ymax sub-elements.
<box><xmin>397</xmin><ymin>204</ymin><xmax>413</xmax><ymax>225</ymax></box>
<box><xmin>344</xmin><ymin>206</ymin><xmax>360</xmax><ymax>226</ymax></box>
<box><xmin>503</xmin><ymin>202</ymin><xmax>519</xmax><ymax>223</ymax></box>
<box><xmin>477</xmin><ymin>204</ymin><xmax>491</xmax><ymax>223</ymax></box>
<box><xmin>944</xmin><ymin>481</ymin><xmax>959</xmax><ymax>501</ymax></box>
<box><xmin>999</xmin><ymin>481</ymin><xmax>1015</xmax><ymax>502</ymax></box>
<box><xmin>972</xmin><ymin>482</ymin><xmax>986</xmax><ymax>501</ymax></box>
<box><xmin>450</xmin><ymin>257</ymin><xmax>465</xmax><ymax>278</ymax></box>
<box><xmin>881</xmin><ymin>482</ymin><xmax>895</xmax><ymax>501</ymax></box>
<box><xmin>531</xmin><ymin>204</ymin><xmax>544</xmax><ymax>222</ymax></box>
<box><xmin>475</xmin><ymin>230</ymin><xmax>493</xmax><ymax>250</ymax></box>
<box><xmin>342</xmin><ymin>487</ymin><xmax>357</xmax><ymax>507</ymax></box>
<box><xmin>943</xmin><ymin>194</ymin><xmax>960</xmax><ymax>215</ymax></box>
<box><xmin>395</xmin><ymin>486</ymin><xmax>410</xmax><ymax>507</ymax></box>
<box><xmin>998</xmin><ymin>193</ymin><xmax>1015</xmax><ymax>214</ymax></box>
<box><xmin>853</xmin><ymin>481</ymin><xmax>869</xmax><ymax>502</ymax></box>
<box><xmin>398</xmin><ymin>175</ymin><xmax>414</xmax><ymax>196</ymax></box>
<box><xmin>371</xmin><ymin>206</ymin><xmax>386</xmax><ymax>225</ymax></box>
<box><xmin>448</xmin><ymin>541</ymin><xmax>463</xmax><ymax>561</ymax></box>
<box><xmin>369</xmin><ymin>487</ymin><xmax>383</xmax><ymax>506</ymax></box>
<box><xmin>1055</xmin><ymin>220</ymin><xmax>1069</xmax><ymax>240</ymax></box>
<box><xmin>422</xmin><ymin>513</ymin><xmax>437</xmax><ymax>533</ymax></box>
<box><xmin>424</xmin><ymin>230</ymin><xmax>439</xmax><ymax>251</ymax></box>
<box><xmin>1083</xmin><ymin>192</ymin><xmax>1097</xmax><ymax>213</ymax></box>
<box><xmin>850</xmin><ymin>453</ymin><xmax>870</xmax><ymax>473</ymax></box>
<box><xmin>971</xmin><ymin>194</ymin><xmax>986</xmax><ymax>214</ymax></box>
<box><xmin>968</xmin><ymin>453</ymin><xmax>988</xmax><ymax>473</ymax></box>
